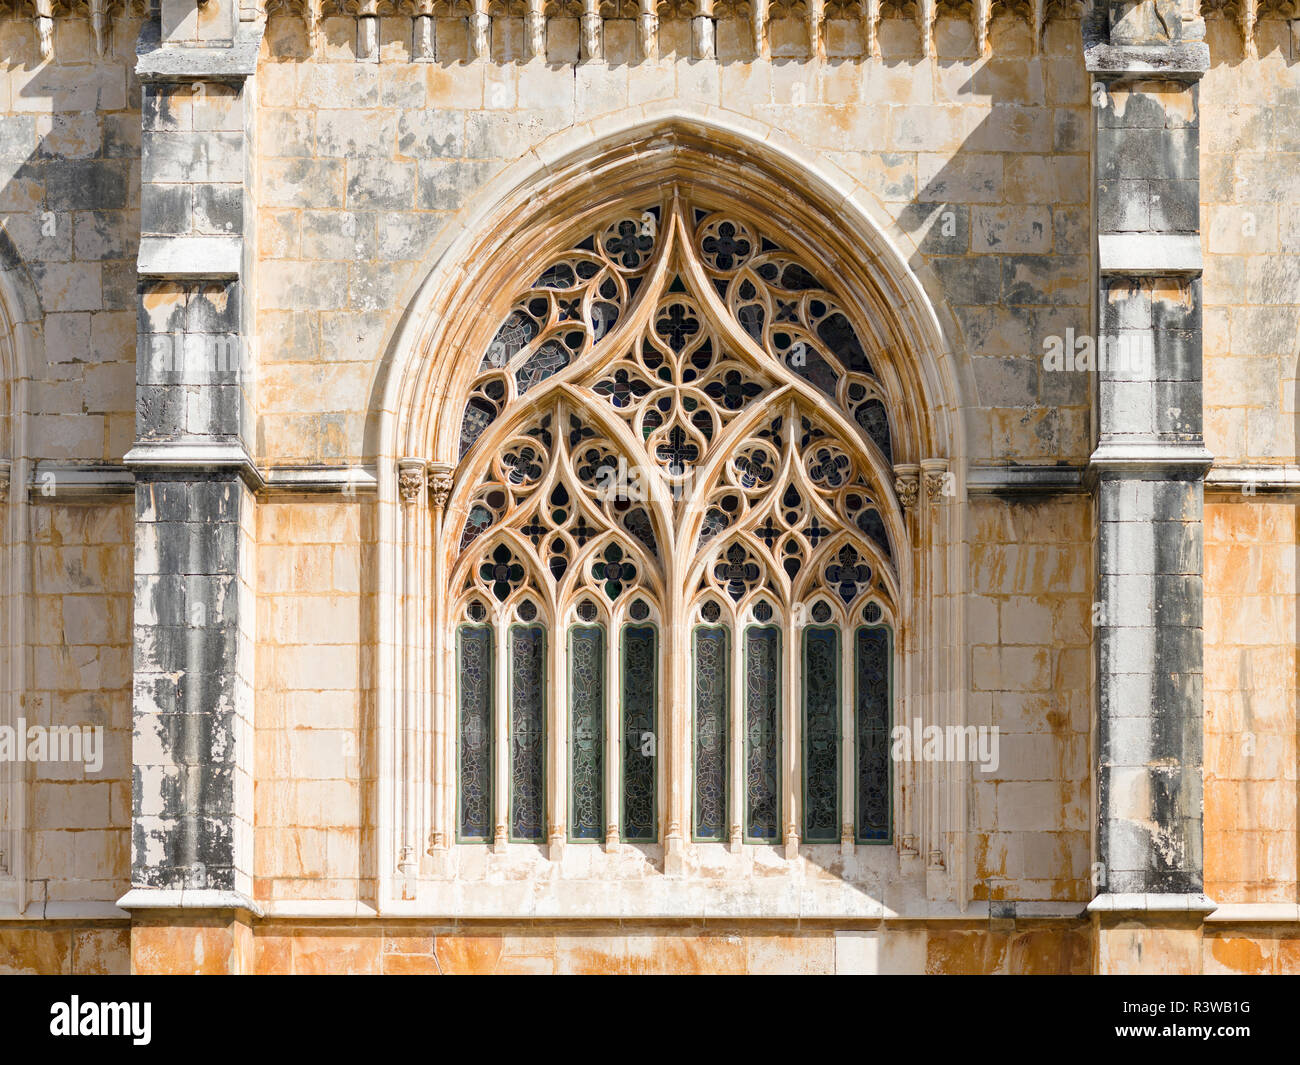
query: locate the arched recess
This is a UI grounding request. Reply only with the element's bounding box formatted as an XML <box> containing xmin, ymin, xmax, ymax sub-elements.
<box><xmin>374</xmin><ymin>112</ymin><xmax>972</xmax><ymax>913</ymax></box>
<box><xmin>0</xmin><ymin>258</ymin><xmax>35</xmax><ymax>915</ymax></box>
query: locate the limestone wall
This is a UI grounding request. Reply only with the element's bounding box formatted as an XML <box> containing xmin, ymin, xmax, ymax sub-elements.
<box><xmin>254</xmin><ymin>13</ymin><xmax>1093</xmax><ymax>467</ymax></box>
<box><xmin>1204</xmin><ymin>498</ymin><xmax>1297</xmax><ymax>904</ymax></box>
<box><xmin>26</xmin><ymin>502</ymin><xmax>132</xmax><ymax>905</ymax></box>
<box><xmin>967</xmin><ymin>496</ymin><xmax>1092</xmax><ymax>904</ymax></box>
<box><xmin>0</xmin><ymin>15</ymin><xmax>141</xmax><ymax>465</ymax></box>
<box><xmin>254</xmin><ymin>496</ymin><xmax>374</xmax><ymax>902</ymax></box>
<box><xmin>1201</xmin><ymin>20</ymin><xmax>1300</xmax><ymax>465</ymax></box>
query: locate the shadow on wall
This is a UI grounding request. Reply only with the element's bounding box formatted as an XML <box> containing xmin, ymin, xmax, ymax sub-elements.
<box><xmin>0</xmin><ymin>14</ymin><xmax>377</xmax><ymax>912</ymax></box>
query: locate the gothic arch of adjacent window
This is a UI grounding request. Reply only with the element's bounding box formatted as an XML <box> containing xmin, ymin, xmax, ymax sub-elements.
<box><xmin>432</xmin><ymin>190</ymin><xmax>908</xmax><ymax>858</ymax></box>
<box><xmin>0</xmin><ymin>264</ymin><xmax>32</xmax><ymax>909</ymax></box>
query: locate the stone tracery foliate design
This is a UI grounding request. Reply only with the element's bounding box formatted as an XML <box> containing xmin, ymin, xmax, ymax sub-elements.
<box><xmin>446</xmin><ymin>191</ymin><xmax>906</xmax><ymax>852</ymax></box>
<box><xmin>453</xmin><ymin>195</ymin><xmax>901</xmax><ymax>599</ymax></box>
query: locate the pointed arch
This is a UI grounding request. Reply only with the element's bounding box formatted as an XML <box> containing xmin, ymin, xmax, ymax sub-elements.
<box><xmin>0</xmin><ymin>256</ymin><xmax>35</xmax><ymax>909</ymax></box>
<box><xmin>374</xmin><ymin>109</ymin><xmax>973</xmax><ymax>913</ymax></box>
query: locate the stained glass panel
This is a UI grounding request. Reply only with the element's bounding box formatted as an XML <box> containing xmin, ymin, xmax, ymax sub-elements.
<box><xmin>457</xmin><ymin>625</ymin><xmax>493</xmax><ymax>841</ymax></box>
<box><xmin>693</xmin><ymin>627</ymin><xmax>728</xmax><ymax>841</ymax></box>
<box><xmin>802</xmin><ymin>626</ymin><xmax>839</xmax><ymax>843</ymax></box>
<box><xmin>569</xmin><ymin>626</ymin><xmax>605</xmax><ymax>840</ymax></box>
<box><xmin>509</xmin><ymin>625</ymin><xmax>546</xmax><ymax>842</ymax></box>
<box><xmin>621</xmin><ymin>625</ymin><xmax>657</xmax><ymax>842</ymax></box>
<box><xmin>745</xmin><ymin>626</ymin><xmax>781</xmax><ymax>842</ymax></box>
<box><xmin>856</xmin><ymin>626</ymin><xmax>891</xmax><ymax>842</ymax></box>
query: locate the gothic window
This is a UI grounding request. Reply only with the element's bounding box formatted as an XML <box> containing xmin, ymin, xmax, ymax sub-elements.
<box><xmin>447</xmin><ymin>193</ymin><xmax>899</xmax><ymax>850</ymax></box>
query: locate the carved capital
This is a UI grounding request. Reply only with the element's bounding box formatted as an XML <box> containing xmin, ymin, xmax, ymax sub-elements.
<box><xmin>398</xmin><ymin>459</ymin><xmax>427</xmax><ymax>505</ymax></box>
<box><xmin>921</xmin><ymin>458</ymin><xmax>951</xmax><ymax>506</ymax></box>
<box><xmin>924</xmin><ymin>472</ymin><xmax>947</xmax><ymax>503</ymax></box>
<box><xmin>893</xmin><ymin>463</ymin><xmax>920</xmax><ymax>511</ymax></box>
<box><xmin>428</xmin><ymin>462</ymin><xmax>455</xmax><ymax>510</ymax></box>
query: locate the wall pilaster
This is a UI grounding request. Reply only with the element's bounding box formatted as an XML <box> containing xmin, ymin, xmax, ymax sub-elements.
<box><xmin>118</xmin><ymin>0</ymin><xmax>264</xmax><ymax>961</ymax></box>
<box><xmin>1085</xmin><ymin>0</ymin><xmax>1216</xmax><ymax>971</ymax></box>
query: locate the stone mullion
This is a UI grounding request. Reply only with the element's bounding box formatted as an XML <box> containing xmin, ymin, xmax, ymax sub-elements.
<box><xmin>839</xmin><ymin>606</ymin><xmax>853</xmax><ymax>856</ymax></box>
<box><xmin>604</xmin><ymin>610</ymin><xmax>618</xmax><ymax>850</ymax></box>
<box><xmin>1085</xmin><ymin>1</ymin><xmax>1217</xmax><ymax>962</ymax></box>
<box><xmin>782</xmin><ymin>606</ymin><xmax>799</xmax><ymax>859</ymax></box>
<box><xmin>549</xmin><ymin>601</ymin><xmax>567</xmax><ymax>861</ymax></box>
<box><xmin>728</xmin><ymin>609</ymin><xmax>743</xmax><ymax>852</ymax></box>
<box><xmin>493</xmin><ymin>610</ymin><xmax>508</xmax><ymax>851</ymax></box>
<box><xmin>663</xmin><ymin>579</ymin><xmax>687</xmax><ymax>872</ymax></box>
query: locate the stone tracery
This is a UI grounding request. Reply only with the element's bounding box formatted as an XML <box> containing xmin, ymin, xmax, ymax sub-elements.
<box><xmin>445</xmin><ymin>191</ymin><xmax>903</xmax><ymax>852</ymax></box>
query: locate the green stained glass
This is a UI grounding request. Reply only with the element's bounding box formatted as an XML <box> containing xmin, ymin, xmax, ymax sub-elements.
<box><xmin>802</xmin><ymin>626</ymin><xmax>839</xmax><ymax>843</ymax></box>
<box><xmin>569</xmin><ymin>626</ymin><xmax>604</xmax><ymax>840</ymax></box>
<box><xmin>693</xmin><ymin>627</ymin><xmax>728</xmax><ymax>841</ymax></box>
<box><xmin>457</xmin><ymin>625</ymin><xmax>493</xmax><ymax>841</ymax></box>
<box><xmin>509</xmin><ymin>625</ymin><xmax>546</xmax><ymax>842</ymax></box>
<box><xmin>621</xmin><ymin>625</ymin><xmax>657</xmax><ymax>842</ymax></box>
<box><xmin>856</xmin><ymin>626</ymin><xmax>891</xmax><ymax>843</ymax></box>
<box><xmin>745</xmin><ymin>626</ymin><xmax>780</xmax><ymax>842</ymax></box>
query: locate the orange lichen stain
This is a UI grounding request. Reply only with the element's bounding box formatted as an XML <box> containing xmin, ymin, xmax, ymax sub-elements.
<box><xmin>1210</xmin><ymin>936</ymin><xmax>1268</xmax><ymax>974</ymax></box>
<box><xmin>434</xmin><ymin>935</ymin><xmax>502</xmax><ymax>974</ymax></box>
<box><xmin>1008</xmin><ymin>928</ymin><xmax>1092</xmax><ymax>974</ymax></box>
<box><xmin>140</xmin><ymin>281</ymin><xmax>186</xmax><ymax>313</ymax></box>
<box><xmin>1149</xmin><ymin>278</ymin><xmax>1193</xmax><ymax>310</ymax></box>
<box><xmin>132</xmin><ymin>923</ymin><xmax>234</xmax><ymax>975</ymax></box>
<box><xmin>198</xmin><ymin>283</ymin><xmax>231</xmax><ymax>314</ymax></box>
<box><xmin>1108</xmin><ymin>80</ymin><xmax>1198</xmax><ymax>125</ymax></box>
<box><xmin>0</xmin><ymin>928</ymin><xmax>72</xmax><ymax>975</ymax></box>
<box><xmin>926</xmin><ymin>931</ymin><xmax>1009</xmax><ymax>975</ymax></box>
<box><xmin>1272</xmin><ymin>937</ymin><xmax>1300</xmax><ymax>974</ymax></box>
<box><xmin>253</xmin><ymin>934</ymin><xmax>293</xmax><ymax>975</ymax></box>
<box><xmin>1105</xmin><ymin>278</ymin><xmax>1142</xmax><ymax>303</ymax></box>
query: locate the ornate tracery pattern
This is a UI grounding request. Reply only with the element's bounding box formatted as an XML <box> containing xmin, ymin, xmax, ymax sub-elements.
<box><xmin>448</xmin><ymin>191</ymin><xmax>899</xmax><ymax>849</ymax></box>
